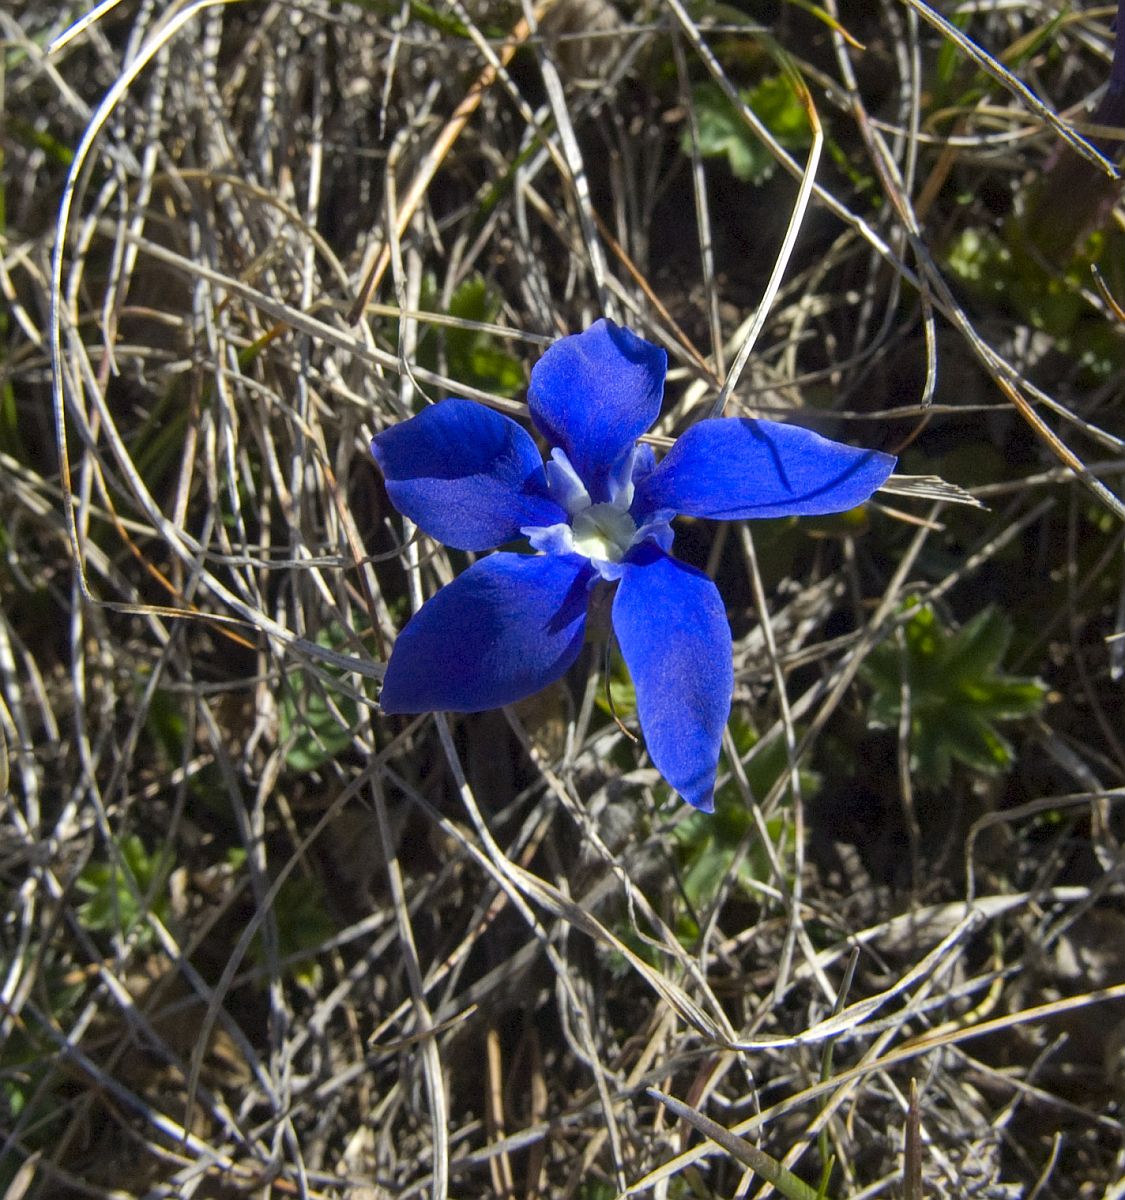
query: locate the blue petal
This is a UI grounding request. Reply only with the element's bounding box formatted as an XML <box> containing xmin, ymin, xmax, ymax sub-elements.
<box><xmin>612</xmin><ymin>545</ymin><xmax>732</xmax><ymax>812</ymax></box>
<box><xmin>371</xmin><ymin>399</ymin><xmax>565</xmax><ymax>551</ymax></box>
<box><xmin>381</xmin><ymin>553</ymin><xmax>594</xmax><ymax>713</ymax></box>
<box><xmin>528</xmin><ymin>320</ymin><xmax>666</xmax><ymax>503</ymax></box>
<box><xmin>633</xmin><ymin>418</ymin><xmax>897</xmax><ymax>521</ymax></box>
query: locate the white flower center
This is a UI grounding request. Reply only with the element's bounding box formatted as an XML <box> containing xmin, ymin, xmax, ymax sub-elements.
<box><xmin>570</xmin><ymin>503</ymin><xmax>637</xmax><ymax>564</ymax></box>
<box><xmin>522</xmin><ymin>445</ymin><xmax>674</xmax><ymax>580</ymax></box>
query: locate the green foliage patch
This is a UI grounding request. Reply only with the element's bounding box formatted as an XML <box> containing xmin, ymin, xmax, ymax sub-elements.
<box><xmin>683</xmin><ymin>75</ymin><xmax>811</xmax><ymax>185</ymax></box>
<box><xmin>76</xmin><ymin>833</ymin><xmax>172</xmax><ymax>946</ymax></box>
<box><xmin>280</xmin><ymin>625</ymin><xmax>363</xmax><ymax>773</ymax></box>
<box><xmin>415</xmin><ymin>275</ymin><xmax>525</xmax><ymax>399</ymax></box>
<box><xmin>673</xmin><ymin>716</ymin><xmax>816</xmax><ymax>919</ymax></box>
<box><xmin>862</xmin><ymin>602</ymin><xmax>1047</xmax><ymax>788</ymax></box>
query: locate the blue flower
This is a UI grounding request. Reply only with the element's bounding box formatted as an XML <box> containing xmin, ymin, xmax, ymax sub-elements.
<box><xmin>371</xmin><ymin>319</ymin><xmax>895</xmax><ymax>812</ymax></box>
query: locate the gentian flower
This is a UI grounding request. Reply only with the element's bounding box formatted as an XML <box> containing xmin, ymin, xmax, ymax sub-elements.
<box><xmin>372</xmin><ymin>320</ymin><xmax>895</xmax><ymax>812</ymax></box>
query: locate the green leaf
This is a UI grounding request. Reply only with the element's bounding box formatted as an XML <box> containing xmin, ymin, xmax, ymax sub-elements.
<box><xmin>943</xmin><ymin>607</ymin><xmax>1011</xmax><ymax>679</ymax></box>
<box><xmin>280</xmin><ymin>625</ymin><xmax>362</xmax><ymax>773</ymax></box>
<box><xmin>946</xmin><ymin>225</ymin><xmax>1125</xmax><ymax>381</ymax></box>
<box><xmin>576</xmin><ymin>1180</ymin><xmax>617</xmax><ymax>1200</ymax></box>
<box><xmin>1000</xmin><ymin>7</ymin><xmax>1070</xmax><ymax>71</ymax></box>
<box><xmin>146</xmin><ymin>688</ymin><xmax>189</xmax><ymax>764</ymax></box>
<box><xmin>650</xmin><ymin>1088</ymin><xmax>829</xmax><ymax>1200</ymax></box>
<box><xmin>749</xmin><ymin>73</ymin><xmax>813</xmax><ymax>142</ymax></box>
<box><xmin>415</xmin><ymin>275</ymin><xmax>524</xmax><ymax>398</ymax></box>
<box><xmin>673</xmin><ymin>718</ymin><xmax>817</xmax><ymax>914</ymax></box>
<box><xmin>970</xmin><ymin>678</ymin><xmax>1051</xmax><ymax>719</ymax></box>
<box><xmin>4</xmin><ymin>116</ymin><xmax>76</xmax><ymax>166</ymax></box>
<box><xmin>324</xmin><ymin>0</ymin><xmax>470</xmax><ymax>39</ymax></box>
<box><xmin>594</xmin><ymin>648</ymin><xmax>638</xmax><ymax>721</ymax></box>
<box><xmin>946</xmin><ymin>709</ymin><xmax>1014</xmax><ymax>774</ymax></box>
<box><xmin>935</xmin><ymin>9</ymin><xmax>973</xmax><ymax>87</ymax></box>
<box><xmin>251</xmin><ymin>875</ymin><xmax>336</xmax><ymax>990</ymax></box>
<box><xmin>76</xmin><ymin>834</ymin><xmax>171</xmax><ymax>943</ymax></box>
<box><xmin>684</xmin><ymin>76</ymin><xmax>811</xmax><ymax>185</ymax></box>
<box><xmin>862</xmin><ymin>601</ymin><xmax>1047</xmax><ymax>789</ymax></box>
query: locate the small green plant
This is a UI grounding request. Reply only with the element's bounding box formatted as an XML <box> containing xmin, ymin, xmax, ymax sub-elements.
<box><xmin>683</xmin><ymin>74</ymin><xmax>811</xmax><ymax>185</ymax></box>
<box><xmin>862</xmin><ymin>602</ymin><xmax>1047</xmax><ymax>787</ymax></box>
<box><xmin>673</xmin><ymin>717</ymin><xmax>816</xmax><ymax>926</ymax></box>
<box><xmin>415</xmin><ymin>274</ymin><xmax>524</xmax><ymax>398</ymax></box>
<box><xmin>257</xmin><ymin>874</ymin><xmax>337</xmax><ymax>991</ymax></box>
<box><xmin>76</xmin><ymin>833</ymin><xmax>171</xmax><ymax>946</ymax></box>
<box><xmin>946</xmin><ymin>225</ymin><xmax>1125</xmax><ymax>379</ymax></box>
<box><xmin>0</xmin><ymin>954</ymin><xmax>86</xmax><ymax>1190</ymax></box>
<box><xmin>596</xmin><ymin>661</ymin><xmax>815</xmax><ymax>925</ymax></box>
<box><xmin>223</xmin><ymin>849</ymin><xmax>337</xmax><ymax>989</ymax></box>
<box><xmin>575</xmin><ymin>1180</ymin><xmax>616</xmax><ymax>1200</ymax></box>
<box><xmin>280</xmin><ymin>625</ymin><xmax>363</xmax><ymax>773</ymax></box>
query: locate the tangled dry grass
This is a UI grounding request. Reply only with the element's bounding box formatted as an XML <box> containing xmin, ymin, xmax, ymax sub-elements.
<box><xmin>2</xmin><ymin>1</ymin><xmax>1125</xmax><ymax>1196</ymax></box>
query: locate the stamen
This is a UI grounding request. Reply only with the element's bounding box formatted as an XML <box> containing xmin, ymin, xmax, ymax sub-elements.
<box><xmin>544</xmin><ymin>448</ymin><xmax>591</xmax><ymax>517</ymax></box>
